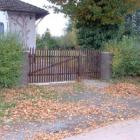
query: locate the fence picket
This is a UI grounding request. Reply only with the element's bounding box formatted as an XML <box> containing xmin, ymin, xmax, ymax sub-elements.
<box><xmin>28</xmin><ymin>49</ymin><xmax>101</xmax><ymax>83</ymax></box>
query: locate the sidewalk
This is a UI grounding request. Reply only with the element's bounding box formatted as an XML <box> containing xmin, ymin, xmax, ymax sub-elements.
<box><xmin>64</xmin><ymin>119</ymin><xmax>140</xmax><ymax>140</ymax></box>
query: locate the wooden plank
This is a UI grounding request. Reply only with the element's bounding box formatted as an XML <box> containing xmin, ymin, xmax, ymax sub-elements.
<box><xmin>47</xmin><ymin>49</ymin><xmax>49</xmax><ymax>82</ymax></box>
<box><xmin>75</xmin><ymin>50</ymin><xmax>77</xmax><ymax>80</ymax></box>
<box><xmin>34</xmin><ymin>49</ymin><xmax>36</xmax><ymax>83</ymax></box>
<box><xmin>29</xmin><ymin>72</ymin><xmax>93</xmax><ymax>76</ymax></box>
<box><xmin>71</xmin><ymin>50</ymin><xmax>74</xmax><ymax>80</ymax></box>
<box><xmin>37</xmin><ymin>50</ymin><xmax>42</xmax><ymax>83</ymax></box>
<box><xmin>98</xmin><ymin>51</ymin><xmax>101</xmax><ymax>78</ymax></box>
<box><xmin>28</xmin><ymin>49</ymin><xmax>101</xmax><ymax>83</ymax></box>
<box><xmin>42</xmin><ymin>49</ymin><xmax>44</xmax><ymax>82</ymax></box>
<box><xmin>66</xmin><ymin>50</ymin><xmax>68</xmax><ymax>81</ymax></box>
<box><xmin>30</xmin><ymin>48</ymin><xmax>32</xmax><ymax>83</ymax></box>
<box><xmin>59</xmin><ymin>50</ymin><xmax>61</xmax><ymax>81</ymax></box>
<box><xmin>53</xmin><ymin>49</ymin><xmax>55</xmax><ymax>82</ymax></box>
<box><xmin>52</xmin><ymin>49</ymin><xmax>55</xmax><ymax>82</ymax></box>
<box><xmin>63</xmin><ymin>50</ymin><xmax>65</xmax><ymax>81</ymax></box>
<box><xmin>31</xmin><ymin>48</ymin><xmax>34</xmax><ymax>83</ymax></box>
<box><xmin>58</xmin><ymin>50</ymin><xmax>60</xmax><ymax>82</ymax></box>
<box><xmin>36</xmin><ymin>49</ymin><xmax>39</xmax><ymax>83</ymax></box>
<box><xmin>29</xmin><ymin>48</ymin><xmax>31</xmax><ymax>83</ymax></box>
<box><xmin>50</xmin><ymin>49</ymin><xmax>52</xmax><ymax>82</ymax></box>
<box><xmin>48</xmin><ymin>50</ymin><xmax>51</xmax><ymax>82</ymax></box>
<box><xmin>43</xmin><ymin>50</ymin><xmax>45</xmax><ymax>82</ymax></box>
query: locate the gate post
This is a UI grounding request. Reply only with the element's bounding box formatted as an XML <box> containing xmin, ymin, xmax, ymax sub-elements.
<box><xmin>100</xmin><ymin>52</ymin><xmax>113</xmax><ymax>81</ymax></box>
<box><xmin>20</xmin><ymin>51</ymin><xmax>30</xmax><ymax>86</ymax></box>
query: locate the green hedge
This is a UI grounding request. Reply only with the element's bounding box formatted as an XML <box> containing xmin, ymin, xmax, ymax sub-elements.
<box><xmin>0</xmin><ymin>35</ymin><xmax>23</xmax><ymax>88</ymax></box>
<box><xmin>104</xmin><ymin>36</ymin><xmax>140</xmax><ymax>78</ymax></box>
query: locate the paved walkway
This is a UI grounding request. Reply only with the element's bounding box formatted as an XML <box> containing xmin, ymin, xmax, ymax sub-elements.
<box><xmin>64</xmin><ymin>119</ymin><xmax>140</xmax><ymax>140</ymax></box>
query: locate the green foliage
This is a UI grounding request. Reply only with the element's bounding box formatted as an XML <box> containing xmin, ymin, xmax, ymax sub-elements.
<box><xmin>48</xmin><ymin>0</ymin><xmax>140</xmax><ymax>25</ymax></box>
<box><xmin>77</xmin><ymin>23</ymin><xmax>124</xmax><ymax>49</ymax></box>
<box><xmin>36</xmin><ymin>35</ymin><xmax>44</xmax><ymax>49</ymax></box>
<box><xmin>0</xmin><ymin>34</ymin><xmax>23</xmax><ymax>88</ymax></box>
<box><xmin>48</xmin><ymin>0</ymin><xmax>140</xmax><ymax>49</ymax></box>
<box><xmin>57</xmin><ymin>31</ymin><xmax>77</xmax><ymax>49</ymax></box>
<box><xmin>105</xmin><ymin>36</ymin><xmax>140</xmax><ymax>77</ymax></box>
<box><xmin>37</xmin><ymin>25</ymin><xmax>77</xmax><ymax>49</ymax></box>
<box><xmin>125</xmin><ymin>10</ymin><xmax>140</xmax><ymax>36</ymax></box>
<box><xmin>57</xmin><ymin>20</ymin><xmax>77</xmax><ymax>48</ymax></box>
<box><xmin>36</xmin><ymin>30</ymin><xmax>58</xmax><ymax>49</ymax></box>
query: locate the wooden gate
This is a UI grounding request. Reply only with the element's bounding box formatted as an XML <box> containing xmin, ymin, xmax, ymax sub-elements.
<box><xmin>28</xmin><ymin>49</ymin><xmax>101</xmax><ymax>83</ymax></box>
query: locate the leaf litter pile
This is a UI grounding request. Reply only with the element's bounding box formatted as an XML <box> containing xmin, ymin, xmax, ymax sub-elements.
<box><xmin>0</xmin><ymin>82</ymin><xmax>140</xmax><ymax>140</ymax></box>
<box><xmin>103</xmin><ymin>83</ymin><xmax>140</xmax><ymax>97</ymax></box>
<box><xmin>10</xmin><ymin>99</ymin><xmax>100</xmax><ymax>122</ymax></box>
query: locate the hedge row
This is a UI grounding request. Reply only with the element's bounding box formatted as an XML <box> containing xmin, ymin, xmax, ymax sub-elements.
<box><xmin>0</xmin><ymin>35</ymin><xmax>23</xmax><ymax>88</ymax></box>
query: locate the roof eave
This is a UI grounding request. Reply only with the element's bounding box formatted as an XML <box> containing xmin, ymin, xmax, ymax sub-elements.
<box><xmin>36</xmin><ymin>12</ymin><xmax>49</xmax><ymax>20</ymax></box>
<box><xmin>0</xmin><ymin>9</ymin><xmax>49</xmax><ymax>20</ymax></box>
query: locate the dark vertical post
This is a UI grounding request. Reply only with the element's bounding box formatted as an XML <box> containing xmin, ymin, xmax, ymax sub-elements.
<box><xmin>100</xmin><ymin>52</ymin><xmax>113</xmax><ymax>80</ymax></box>
<box><xmin>20</xmin><ymin>50</ymin><xmax>30</xmax><ymax>86</ymax></box>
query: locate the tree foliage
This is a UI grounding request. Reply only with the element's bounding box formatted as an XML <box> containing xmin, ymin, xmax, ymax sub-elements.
<box><xmin>47</xmin><ymin>0</ymin><xmax>140</xmax><ymax>49</ymax></box>
<box><xmin>57</xmin><ymin>30</ymin><xmax>77</xmax><ymax>48</ymax></box>
<box><xmin>77</xmin><ymin>23</ymin><xmax>124</xmax><ymax>49</ymax></box>
<box><xmin>36</xmin><ymin>25</ymin><xmax>77</xmax><ymax>49</ymax></box>
<box><xmin>36</xmin><ymin>30</ymin><xmax>58</xmax><ymax>49</ymax></box>
<box><xmin>48</xmin><ymin>0</ymin><xmax>140</xmax><ymax>26</ymax></box>
<box><xmin>125</xmin><ymin>10</ymin><xmax>140</xmax><ymax>36</ymax></box>
<box><xmin>58</xmin><ymin>20</ymin><xmax>77</xmax><ymax>48</ymax></box>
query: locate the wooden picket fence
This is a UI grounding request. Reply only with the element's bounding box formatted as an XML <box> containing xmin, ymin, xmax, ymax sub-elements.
<box><xmin>28</xmin><ymin>49</ymin><xmax>101</xmax><ymax>83</ymax></box>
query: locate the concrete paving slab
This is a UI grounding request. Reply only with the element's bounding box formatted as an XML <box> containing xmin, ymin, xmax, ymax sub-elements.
<box><xmin>64</xmin><ymin>119</ymin><xmax>140</xmax><ymax>140</ymax></box>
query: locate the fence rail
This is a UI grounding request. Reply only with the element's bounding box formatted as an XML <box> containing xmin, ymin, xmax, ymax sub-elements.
<box><xmin>28</xmin><ymin>49</ymin><xmax>101</xmax><ymax>83</ymax></box>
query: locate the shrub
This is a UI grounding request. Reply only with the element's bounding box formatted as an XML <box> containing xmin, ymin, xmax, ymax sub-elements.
<box><xmin>56</xmin><ymin>31</ymin><xmax>77</xmax><ymax>49</ymax></box>
<box><xmin>105</xmin><ymin>36</ymin><xmax>140</xmax><ymax>78</ymax></box>
<box><xmin>0</xmin><ymin>34</ymin><xmax>23</xmax><ymax>88</ymax></box>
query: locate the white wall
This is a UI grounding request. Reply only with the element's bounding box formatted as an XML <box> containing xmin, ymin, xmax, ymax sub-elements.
<box><xmin>0</xmin><ymin>11</ymin><xmax>9</xmax><ymax>32</ymax></box>
<box><xmin>8</xmin><ymin>11</ymin><xmax>36</xmax><ymax>49</ymax></box>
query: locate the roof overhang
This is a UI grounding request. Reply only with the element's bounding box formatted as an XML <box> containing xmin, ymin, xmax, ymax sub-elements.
<box><xmin>0</xmin><ymin>0</ymin><xmax>49</xmax><ymax>20</ymax></box>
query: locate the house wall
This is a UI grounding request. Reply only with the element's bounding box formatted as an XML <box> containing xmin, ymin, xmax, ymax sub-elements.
<box><xmin>8</xmin><ymin>11</ymin><xmax>36</xmax><ymax>49</ymax></box>
<box><xmin>0</xmin><ymin>11</ymin><xmax>9</xmax><ymax>32</ymax></box>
